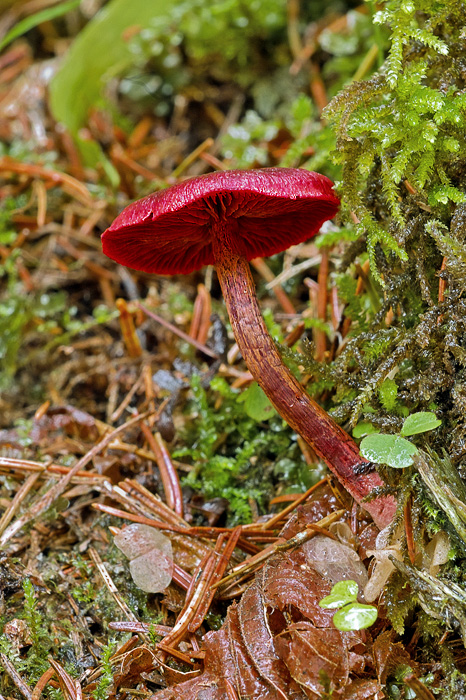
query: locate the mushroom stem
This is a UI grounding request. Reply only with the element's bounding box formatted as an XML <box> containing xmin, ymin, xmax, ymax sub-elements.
<box><xmin>215</xmin><ymin>247</ymin><xmax>395</xmax><ymax>529</ymax></box>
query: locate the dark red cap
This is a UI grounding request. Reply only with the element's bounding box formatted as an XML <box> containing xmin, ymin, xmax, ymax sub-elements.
<box><xmin>102</xmin><ymin>168</ymin><xmax>340</xmax><ymax>275</ymax></box>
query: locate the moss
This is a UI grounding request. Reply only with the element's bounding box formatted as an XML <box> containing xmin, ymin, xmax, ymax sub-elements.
<box><xmin>282</xmin><ymin>1</ymin><xmax>466</xmax><ymax>681</ymax></box>
<box><xmin>296</xmin><ymin>0</ymin><xmax>466</xmax><ymax>456</ymax></box>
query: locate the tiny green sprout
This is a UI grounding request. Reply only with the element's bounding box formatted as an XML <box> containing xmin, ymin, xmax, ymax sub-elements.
<box><xmin>400</xmin><ymin>411</ymin><xmax>442</xmax><ymax>437</ymax></box>
<box><xmin>237</xmin><ymin>382</ymin><xmax>277</xmax><ymax>422</ymax></box>
<box><xmin>94</xmin><ymin>639</ymin><xmax>116</xmax><ymax>700</ymax></box>
<box><xmin>319</xmin><ymin>579</ymin><xmax>359</xmax><ymax>608</ymax></box>
<box><xmin>319</xmin><ymin>580</ymin><xmax>378</xmax><ymax>631</ymax></box>
<box><xmin>352</xmin><ymin>422</ymin><xmax>377</xmax><ymax>439</ymax></box>
<box><xmin>358</xmin><ymin>411</ymin><xmax>441</xmax><ymax>469</ymax></box>
<box><xmin>332</xmin><ymin>604</ymin><xmax>378</xmax><ymax>632</ymax></box>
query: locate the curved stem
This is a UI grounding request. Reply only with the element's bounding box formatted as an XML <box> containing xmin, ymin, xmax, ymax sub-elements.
<box><xmin>214</xmin><ymin>243</ymin><xmax>395</xmax><ymax>528</ymax></box>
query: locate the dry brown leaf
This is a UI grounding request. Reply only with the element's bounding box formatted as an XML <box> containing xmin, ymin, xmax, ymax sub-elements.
<box><xmin>114</xmin><ymin>646</ymin><xmax>156</xmax><ymax>690</ymax></box>
<box><xmin>30</xmin><ymin>405</ymin><xmax>99</xmax><ymax>444</ymax></box>
<box><xmin>149</xmin><ymin>526</ymin><xmax>388</xmax><ymax>699</ymax></box>
<box><xmin>373</xmin><ymin>630</ymin><xmax>417</xmax><ymax>685</ymax></box>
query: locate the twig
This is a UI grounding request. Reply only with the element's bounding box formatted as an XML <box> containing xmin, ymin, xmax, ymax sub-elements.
<box><xmin>189</xmin><ymin>283</ymin><xmax>212</xmax><ymax>345</ymax></box>
<box><xmin>253</xmin><ymin>478</ymin><xmax>328</xmax><ymax>531</ymax></box>
<box><xmin>140</xmin><ymin>424</ymin><xmax>184</xmax><ymax>517</ymax></box>
<box><xmin>88</xmin><ymin>547</ymin><xmax>140</xmax><ymax>623</ymax></box>
<box><xmin>93</xmin><ymin>503</ymin><xmax>188</xmax><ymax>534</ymax></box>
<box><xmin>0</xmin><ymin>654</ymin><xmax>33</xmax><ymax>700</ymax></box>
<box><xmin>404</xmin><ymin>496</ymin><xmax>416</xmax><ymax>565</ymax></box>
<box><xmin>47</xmin><ymin>658</ymin><xmax>78</xmax><ymax>700</ymax></box>
<box><xmin>315</xmin><ymin>246</ymin><xmax>329</xmax><ymax>361</ymax></box>
<box><xmin>212</xmin><ymin>509</ymin><xmax>344</xmax><ymax>593</ymax></box>
<box><xmin>0</xmin><ymin>411</ymin><xmax>150</xmax><ymax>549</ymax></box>
<box><xmin>0</xmin><ymin>456</ymin><xmax>107</xmax><ymax>483</ymax></box>
<box><xmin>159</xmin><ymin>528</ymin><xmax>241</xmax><ymax>651</ymax></box>
<box><xmin>108</xmin><ymin>621</ymin><xmax>172</xmax><ymax>635</ymax></box>
<box><xmin>170</xmin><ymin>137</ymin><xmax>214</xmax><ymax>179</ymax></box>
<box><xmin>266</xmin><ymin>254</ymin><xmax>321</xmax><ymax>289</ymax></box>
<box><xmin>187</xmin><ymin>527</ymin><xmax>242</xmax><ymax>632</ymax></box>
<box><xmin>109</xmin><ymin>371</ymin><xmax>145</xmax><ymax>422</ymax></box>
<box><xmin>0</xmin><ymin>156</ymin><xmax>96</xmax><ymax>207</ymax></box>
<box><xmin>116</xmin><ymin>298</ymin><xmax>143</xmax><ymax>358</ymax></box>
<box><xmin>31</xmin><ymin>668</ymin><xmax>56</xmax><ymax>700</ymax></box>
<box><xmin>287</xmin><ymin>0</ymin><xmax>302</xmax><ymax>59</ymax></box>
<box><xmin>0</xmin><ymin>472</ymin><xmax>40</xmax><ymax>536</ymax></box>
<box><xmin>137</xmin><ymin>302</ymin><xmax>219</xmax><ymax>359</ymax></box>
<box><xmin>251</xmin><ymin>257</ymin><xmax>296</xmax><ymax>315</ymax></box>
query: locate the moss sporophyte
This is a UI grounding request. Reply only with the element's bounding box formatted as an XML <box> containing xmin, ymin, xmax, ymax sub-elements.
<box><xmin>102</xmin><ymin>167</ymin><xmax>396</xmax><ymax>528</ymax></box>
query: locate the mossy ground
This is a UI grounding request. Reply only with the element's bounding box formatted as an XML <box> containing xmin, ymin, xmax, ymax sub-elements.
<box><xmin>2</xmin><ymin>0</ymin><xmax>466</xmax><ymax>697</ymax></box>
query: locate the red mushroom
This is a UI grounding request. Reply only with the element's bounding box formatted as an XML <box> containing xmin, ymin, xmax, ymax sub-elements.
<box><xmin>102</xmin><ymin>168</ymin><xmax>395</xmax><ymax>528</ymax></box>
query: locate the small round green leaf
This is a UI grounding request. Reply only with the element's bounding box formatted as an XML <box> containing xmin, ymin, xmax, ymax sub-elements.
<box><xmin>333</xmin><ymin>603</ymin><xmax>378</xmax><ymax>631</ymax></box>
<box><xmin>319</xmin><ymin>579</ymin><xmax>359</xmax><ymax>609</ymax></box>
<box><xmin>360</xmin><ymin>433</ymin><xmax>396</xmax><ymax>464</ymax></box>
<box><xmin>389</xmin><ymin>436</ymin><xmax>419</xmax><ymax>468</ymax></box>
<box><xmin>353</xmin><ymin>422</ymin><xmax>377</xmax><ymax>439</ymax></box>
<box><xmin>237</xmin><ymin>382</ymin><xmax>276</xmax><ymax>422</ymax></box>
<box><xmin>401</xmin><ymin>411</ymin><xmax>441</xmax><ymax>437</ymax></box>
<box><xmin>331</xmin><ymin>580</ymin><xmax>359</xmax><ymax>598</ymax></box>
<box><xmin>360</xmin><ymin>433</ymin><xmax>417</xmax><ymax>468</ymax></box>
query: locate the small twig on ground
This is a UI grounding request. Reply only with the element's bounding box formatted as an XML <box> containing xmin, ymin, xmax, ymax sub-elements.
<box><xmin>251</xmin><ymin>478</ymin><xmax>329</xmax><ymax>531</ymax></box>
<box><xmin>31</xmin><ymin>668</ymin><xmax>56</xmax><ymax>700</ymax></box>
<box><xmin>88</xmin><ymin>547</ymin><xmax>140</xmax><ymax>624</ymax></box>
<box><xmin>189</xmin><ymin>283</ymin><xmax>212</xmax><ymax>345</ymax></box>
<box><xmin>251</xmin><ymin>257</ymin><xmax>296</xmax><ymax>315</ymax></box>
<box><xmin>137</xmin><ymin>301</ymin><xmax>219</xmax><ymax>359</ymax></box>
<box><xmin>212</xmin><ymin>509</ymin><xmax>344</xmax><ymax>595</ymax></box>
<box><xmin>0</xmin><ymin>156</ymin><xmax>97</xmax><ymax>207</ymax></box>
<box><xmin>0</xmin><ymin>654</ymin><xmax>33</xmax><ymax>700</ymax></box>
<box><xmin>140</xmin><ymin>424</ymin><xmax>184</xmax><ymax>517</ymax></box>
<box><xmin>266</xmin><ymin>254</ymin><xmax>321</xmax><ymax>289</ymax></box>
<box><xmin>0</xmin><ymin>411</ymin><xmax>150</xmax><ymax>549</ymax></box>
<box><xmin>0</xmin><ymin>472</ymin><xmax>41</xmax><ymax>536</ymax></box>
<box><xmin>315</xmin><ymin>246</ymin><xmax>329</xmax><ymax>361</ymax></box>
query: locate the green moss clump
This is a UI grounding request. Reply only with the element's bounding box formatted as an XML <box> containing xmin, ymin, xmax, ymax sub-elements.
<box><xmin>284</xmin><ymin>2</ymin><xmax>466</xmax><ymax>679</ymax></box>
<box><xmin>302</xmin><ymin>0</ymin><xmax>466</xmax><ymax>453</ymax></box>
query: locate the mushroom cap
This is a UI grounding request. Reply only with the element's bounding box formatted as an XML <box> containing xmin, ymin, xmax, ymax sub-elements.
<box><xmin>102</xmin><ymin>167</ymin><xmax>340</xmax><ymax>275</ymax></box>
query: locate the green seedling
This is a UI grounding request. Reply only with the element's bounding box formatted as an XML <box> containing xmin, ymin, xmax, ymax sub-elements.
<box><xmin>319</xmin><ymin>580</ymin><xmax>378</xmax><ymax>631</ymax></box>
<box><xmin>359</xmin><ymin>411</ymin><xmax>441</xmax><ymax>469</ymax></box>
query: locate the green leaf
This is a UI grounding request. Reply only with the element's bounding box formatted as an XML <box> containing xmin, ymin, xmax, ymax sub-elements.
<box><xmin>401</xmin><ymin>412</ymin><xmax>441</xmax><ymax>437</ymax></box>
<box><xmin>353</xmin><ymin>422</ymin><xmax>377</xmax><ymax>439</ymax></box>
<box><xmin>319</xmin><ymin>580</ymin><xmax>359</xmax><ymax>609</ymax></box>
<box><xmin>360</xmin><ymin>433</ymin><xmax>418</xmax><ymax>468</ymax></box>
<box><xmin>379</xmin><ymin>378</ymin><xmax>398</xmax><ymax>410</ymax></box>
<box><xmin>49</xmin><ymin>0</ymin><xmax>170</xmax><ymax>139</ymax></box>
<box><xmin>0</xmin><ymin>229</ymin><xmax>17</xmax><ymax>245</ymax></box>
<box><xmin>333</xmin><ymin>603</ymin><xmax>378</xmax><ymax>631</ymax></box>
<box><xmin>237</xmin><ymin>383</ymin><xmax>276</xmax><ymax>422</ymax></box>
<box><xmin>0</xmin><ymin>0</ymin><xmax>81</xmax><ymax>53</ymax></box>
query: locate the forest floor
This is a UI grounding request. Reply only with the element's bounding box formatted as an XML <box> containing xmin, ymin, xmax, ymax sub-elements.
<box><xmin>0</xmin><ymin>2</ymin><xmax>462</xmax><ymax>699</ymax></box>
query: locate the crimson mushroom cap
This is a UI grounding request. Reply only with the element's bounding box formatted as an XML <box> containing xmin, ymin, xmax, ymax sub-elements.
<box><xmin>102</xmin><ymin>167</ymin><xmax>340</xmax><ymax>275</ymax></box>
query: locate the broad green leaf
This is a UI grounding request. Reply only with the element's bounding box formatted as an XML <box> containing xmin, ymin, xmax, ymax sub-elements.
<box><xmin>360</xmin><ymin>433</ymin><xmax>418</xmax><ymax>468</ymax></box>
<box><xmin>49</xmin><ymin>0</ymin><xmax>169</xmax><ymax>148</ymax></box>
<box><xmin>237</xmin><ymin>383</ymin><xmax>276</xmax><ymax>422</ymax></box>
<box><xmin>401</xmin><ymin>411</ymin><xmax>441</xmax><ymax>437</ymax></box>
<box><xmin>319</xmin><ymin>580</ymin><xmax>359</xmax><ymax>609</ymax></box>
<box><xmin>333</xmin><ymin>603</ymin><xmax>378</xmax><ymax>631</ymax></box>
